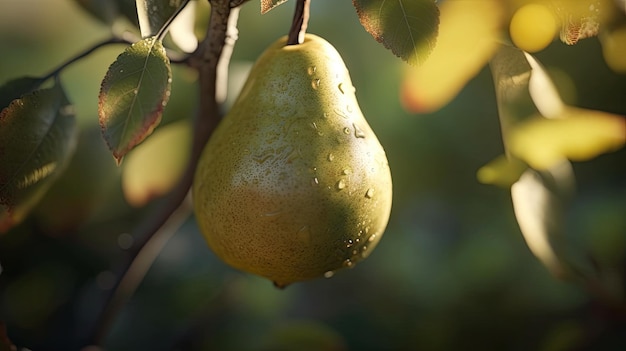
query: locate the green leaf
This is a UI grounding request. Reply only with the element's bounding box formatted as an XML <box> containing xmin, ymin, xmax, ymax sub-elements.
<box><xmin>0</xmin><ymin>81</ymin><xmax>78</xmax><ymax>233</ymax></box>
<box><xmin>261</xmin><ymin>0</ymin><xmax>290</xmax><ymax>14</ymax></box>
<box><xmin>136</xmin><ymin>0</ymin><xmax>184</xmax><ymax>37</ymax></box>
<box><xmin>352</xmin><ymin>0</ymin><xmax>439</xmax><ymax>65</ymax></box>
<box><xmin>99</xmin><ymin>36</ymin><xmax>172</xmax><ymax>163</ymax></box>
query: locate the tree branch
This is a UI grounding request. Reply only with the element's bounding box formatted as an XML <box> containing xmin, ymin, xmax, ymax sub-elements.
<box><xmin>85</xmin><ymin>0</ymin><xmax>242</xmax><ymax>346</ymax></box>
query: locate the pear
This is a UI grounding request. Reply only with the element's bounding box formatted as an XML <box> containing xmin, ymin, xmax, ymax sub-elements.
<box><xmin>193</xmin><ymin>34</ymin><xmax>392</xmax><ymax>287</ymax></box>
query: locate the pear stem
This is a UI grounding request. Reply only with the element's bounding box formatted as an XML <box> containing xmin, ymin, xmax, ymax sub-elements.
<box><xmin>85</xmin><ymin>0</ymin><xmax>241</xmax><ymax>347</ymax></box>
<box><xmin>287</xmin><ymin>0</ymin><xmax>310</xmax><ymax>45</ymax></box>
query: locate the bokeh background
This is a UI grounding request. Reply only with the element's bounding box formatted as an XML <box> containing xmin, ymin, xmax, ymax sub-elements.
<box><xmin>1</xmin><ymin>0</ymin><xmax>625</xmax><ymax>350</ymax></box>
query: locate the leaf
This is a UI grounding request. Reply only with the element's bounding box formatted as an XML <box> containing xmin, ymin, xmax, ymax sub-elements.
<box><xmin>168</xmin><ymin>1</ymin><xmax>198</xmax><ymax>53</ymax></box>
<box><xmin>511</xmin><ymin>162</ymin><xmax>575</xmax><ymax>278</ymax></box>
<box><xmin>34</xmin><ymin>127</ymin><xmax>121</xmax><ymax>236</ymax></box>
<box><xmin>476</xmin><ymin>154</ymin><xmax>528</xmax><ymax>187</ymax></box>
<box><xmin>261</xmin><ymin>0</ymin><xmax>290</xmax><ymax>14</ymax></box>
<box><xmin>99</xmin><ymin>36</ymin><xmax>172</xmax><ymax>163</ymax></box>
<box><xmin>0</xmin><ymin>81</ymin><xmax>78</xmax><ymax>233</ymax></box>
<box><xmin>0</xmin><ymin>77</ymin><xmax>45</xmax><ymax>111</ymax></box>
<box><xmin>352</xmin><ymin>0</ymin><xmax>439</xmax><ymax>66</ymax></box>
<box><xmin>122</xmin><ymin>120</ymin><xmax>191</xmax><ymax>207</ymax></box>
<box><xmin>136</xmin><ymin>0</ymin><xmax>184</xmax><ymax>37</ymax></box>
<box><xmin>401</xmin><ymin>0</ymin><xmax>503</xmax><ymax>112</ymax></box>
<box><xmin>510</xmin><ymin>110</ymin><xmax>626</xmax><ymax>170</ymax></box>
<box><xmin>488</xmin><ymin>44</ymin><xmax>625</xmax><ymax>171</ymax></box>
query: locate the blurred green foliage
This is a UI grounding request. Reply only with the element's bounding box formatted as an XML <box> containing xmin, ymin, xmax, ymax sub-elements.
<box><xmin>0</xmin><ymin>0</ymin><xmax>625</xmax><ymax>350</ymax></box>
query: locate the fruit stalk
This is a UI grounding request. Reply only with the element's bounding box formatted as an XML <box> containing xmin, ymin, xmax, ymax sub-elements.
<box><xmin>287</xmin><ymin>0</ymin><xmax>310</xmax><ymax>45</ymax></box>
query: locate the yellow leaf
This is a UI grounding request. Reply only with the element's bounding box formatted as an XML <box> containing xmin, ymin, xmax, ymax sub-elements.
<box><xmin>477</xmin><ymin>154</ymin><xmax>528</xmax><ymax>187</ymax></box>
<box><xmin>510</xmin><ymin>109</ymin><xmax>626</xmax><ymax>170</ymax></box>
<box><xmin>401</xmin><ymin>0</ymin><xmax>504</xmax><ymax>113</ymax></box>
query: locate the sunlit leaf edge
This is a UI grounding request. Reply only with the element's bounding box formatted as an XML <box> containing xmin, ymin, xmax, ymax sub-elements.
<box><xmin>261</xmin><ymin>0</ymin><xmax>290</xmax><ymax>14</ymax></box>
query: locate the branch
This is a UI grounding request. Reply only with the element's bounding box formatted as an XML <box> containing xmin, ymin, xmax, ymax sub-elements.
<box><xmin>85</xmin><ymin>0</ymin><xmax>242</xmax><ymax>346</ymax></box>
<box><xmin>287</xmin><ymin>0</ymin><xmax>310</xmax><ymax>45</ymax></box>
<box><xmin>41</xmin><ymin>35</ymin><xmax>134</xmax><ymax>81</ymax></box>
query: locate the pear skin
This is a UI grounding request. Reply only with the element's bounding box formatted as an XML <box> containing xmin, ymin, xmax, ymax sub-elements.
<box><xmin>193</xmin><ymin>34</ymin><xmax>392</xmax><ymax>287</ymax></box>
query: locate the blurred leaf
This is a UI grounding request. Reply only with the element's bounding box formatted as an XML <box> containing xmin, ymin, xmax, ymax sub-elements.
<box><xmin>523</xmin><ymin>51</ymin><xmax>565</xmax><ymax>118</ymax></box>
<box><xmin>169</xmin><ymin>1</ymin><xmax>198</xmax><ymax>53</ymax></box>
<box><xmin>122</xmin><ymin>120</ymin><xmax>191</xmax><ymax>207</ymax></box>
<box><xmin>401</xmin><ymin>0</ymin><xmax>503</xmax><ymax>113</ymax></box>
<box><xmin>0</xmin><ymin>77</ymin><xmax>45</xmax><ymax>111</ymax></box>
<box><xmin>511</xmin><ymin>163</ymin><xmax>575</xmax><ymax>278</ymax></box>
<box><xmin>74</xmin><ymin>0</ymin><xmax>139</xmax><ymax>26</ymax></box>
<box><xmin>476</xmin><ymin>154</ymin><xmax>527</xmax><ymax>187</ymax></box>
<box><xmin>510</xmin><ymin>110</ymin><xmax>625</xmax><ymax>170</ymax></box>
<box><xmin>488</xmin><ymin>45</ymin><xmax>625</xmax><ymax>171</ymax></box>
<box><xmin>0</xmin><ymin>81</ymin><xmax>78</xmax><ymax>233</ymax></box>
<box><xmin>261</xmin><ymin>0</ymin><xmax>290</xmax><ymax>14</ymax></box>
<box><xmin>352</xmin><ymin>0</ymin><xmax>439</xmax><ymax>66</ymax></box>
<box><xmin>99</xmin><ymin>36</ymin><xmax>172</xmax><ymax>163</ymax></box>
<box><xmin>34</xmin><ymin>127</ymin><xmax>121</xmax><ymax>236</ymax></box>
<box><xmin>136</xmin><ymin>0</ymin><xmax>184</xmax><ymax>37</ymax></box>
<box><xmin>600</xmin><ymin>23</ymin><xmax>626</xmax><ymax>73</ymax></box>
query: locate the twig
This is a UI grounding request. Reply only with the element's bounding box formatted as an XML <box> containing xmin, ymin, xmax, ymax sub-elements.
<box><xmin>287</xmin><ymin>0</ymin><xmax>310</xmax><ymax>45</ymax></box>
<box><xmin>41</xmin><ymin>35</ymin><xmax>134</xmax><ymax>81</ymax></box>
<box><xmin>85</xmin><ymin>0</ymin><xmax>242</xmax><ymax>346</ymax></box>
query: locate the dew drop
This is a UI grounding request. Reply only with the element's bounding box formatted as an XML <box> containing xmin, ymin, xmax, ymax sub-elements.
<box><xmin>368</xmin><ymin>234</ymin><xmax>377</xmax><ymax>242</ymax></box>
<box><xmin>133</xmin><ymin>89</ymin><xmax>139</xmax><ymax>95</ymax></box>
<box><xmin>311</xmin><ymin>79</ymin><xmax>321</xmax><ymax>90</ymax></box>
<box><xmin>327</xmin><ymin>153</ymin><xmax>335</xmax><ymax>162</ymax></box>
<box><xmin>345</xmin><ymin>239</ymin><xmax>354</xmax><ymax>248</ymax></box>
<box><xmin>365</xmin><ymin>188</ymin><xmax>374</xmax><ymax>198</ymax></box>
<box><xmin>352</xmin><ymin>249</ymin><xmax>358</xmax><ymax>255</ymax></box>
<box><xmin>343</xmin><ymin>259</ymin><xmax>354</xmax><ymax>268</ymax></box>
<box><xmin>119</xmin><ymin>69</ymin><xmax>124</xmax><ymax>73</ymax></box>
<box><xmin>342</xmin><ymin>168</ymin><xmax>351</xmax><ymax>175</ymax></box>
<box><xmin>324</xmin><ymin>271</ymin><xmax>335</xmax><ymax>278</ymax></box>
<box><xmin>343</xmin><ymin>127</ymin><xmax>351</xmax><ymax>135</ymax></box>
<box><xmin>311</xmin><ymin>177</ymin><xmax>319</xmax><ymax>186</ymax></box>
<box><xmin>336</xmin><ymin>179</ymin><xmax>346</xmax><ymax>190</ymax></box>
<box><xmin>353</xmin><ymin>123</ymin><xmax>366</xmax><ymax>138</ymax></box>
<box><xmin>307</xmin><ymin>66</ymin><xmax>317</xmax><ymax>75</ymax></box>
<box><xmin>338</xmin><ymin>83</ymin><xmax>345</xmax><ymax>94</ymax></box>
<box><xmin>362</xmin><ymin>245</ymin><xmax>368</xmax><ymax>252</ymax></box>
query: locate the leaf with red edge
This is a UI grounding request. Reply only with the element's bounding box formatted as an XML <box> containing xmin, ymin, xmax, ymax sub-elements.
<box><xmin>0</xmin><ymin>81</ymin><xmax>78</xmax><ymax>233</ymax></box>
<box><xmin>99</xmin><ymin>36</ymin><xmax>172</xmax><ymax>163</ymax></box>
<box><xmin>353</xmin><ymin>0</ymin><xmax>439</xmax><ymax>66</ymax></box>
<box><xmin>261</xmin><ymin>0</ymin><xmax>290</xmax><ymax>14</ymax></box>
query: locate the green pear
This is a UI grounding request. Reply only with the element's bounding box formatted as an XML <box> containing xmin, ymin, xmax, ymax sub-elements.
<box><xmin>193</xmin><ymin>34</ymin><xmax>392</xmax><ymax>287</ymax></box>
